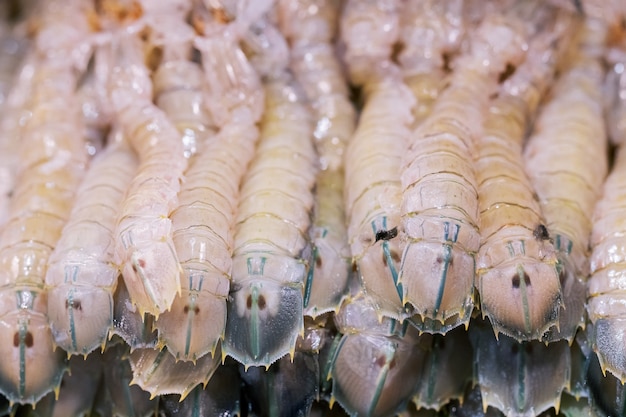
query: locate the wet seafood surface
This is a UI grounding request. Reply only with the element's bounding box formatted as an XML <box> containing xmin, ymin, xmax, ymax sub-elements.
<box><xmin>0</xmin><ymin>0</ymin><xmax>625</xmax><ymax>416</ymax></box>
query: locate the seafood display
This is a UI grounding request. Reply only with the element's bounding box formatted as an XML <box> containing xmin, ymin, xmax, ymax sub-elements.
<box><xmin>2</xmin><ymin>0</ymin><xmax>626</xmax><ymax>416</ymax></box>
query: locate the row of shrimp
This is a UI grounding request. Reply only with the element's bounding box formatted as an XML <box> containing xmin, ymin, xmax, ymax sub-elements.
<box><xmin>2</xmin><ymin>0</ymin><xmax>626</xmax><ymax>414</ymax></box>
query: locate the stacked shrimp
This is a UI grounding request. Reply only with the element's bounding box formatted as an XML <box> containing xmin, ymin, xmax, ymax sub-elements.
<box><xmin>3</xmin><ymin>0</ymin><xmax>626</xmax><ymax>416</ymax></box>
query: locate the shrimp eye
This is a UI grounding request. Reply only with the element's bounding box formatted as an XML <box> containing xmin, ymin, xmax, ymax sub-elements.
<box><xmin>512</xmin><ymin>272</ymin><xmax>531</xmax><ymax>288</ymax></box>
<box><xmin>375</xmin><ymin>227</ymin><xmax>398</xmax><ymax>242</ymax></box>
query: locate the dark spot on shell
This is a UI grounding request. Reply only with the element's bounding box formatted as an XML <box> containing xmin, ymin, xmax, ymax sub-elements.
<box><xmin>559</xmin><ymin>269</ymin><xmax>566</xmax><ymax>285</ymax></box>
<box><xmin>375</xmin><ymin>227</ymin><xmax>398</xmax><ymax>242</ymax></box>
<box><xmin>382</xmin><ymin>253</ymin><xmax>388</xmax><ymax>267</ymax></box>
<box><xmin>389</xmin><ymin>357</ymin><xmax>397</xmax><ymax>370</ymax></box>
<box><xmin>258</xmin><ymin>295</ymin><xmax>266</xmax><ymax>310</ymax></box>
<box><xmin>512</xmin><ymin>272</ymin><xmax>531</xmax><ymax>288</ymax></box>
<box><xmin>351</xmin><ymin>261</ymin><xmax>358</xmax><ymax>273</ymax></box>
<box><xmin>498</xmin><ymin>62</ymin><xmax>516</xmax><ymax>84</ymax></box>
<box><xmin>533</xmin><ymin>224</ymin><xmax>550</xmax><ymax>241</ymax></box>
<box><xmin>73</xmin><ymin>300</ymin><xmax>82</xmax><ymax>311</ymax></box>
<box><xmin>13</xmin><ymin>332</ymin><xmax>18</xmax><ymax>347</ymax></box>
<box><xmin>184</xmin><ymin>305</ymin><xmax>200</xmax><ymax>315</ymax></box>
<box><xmin>374</xmin><ymin>355</ymin><xmax>388</xmax><ymax>368</ymax></box>
<box><xmin>24</xmin><ymin>331</ymin><xmax>33</xmax><ymax>348</ymax></box>
<box><xmin>512</xmin><ymin>275</ymin><xmax>520</xmax><ymax>288</ymax></box>
<box><xmin>138</xmin><ymin>259</ymin><xmax>146</xmax><ymax>268</ymax></box>
<box><xmin>246</xmin><ymin>295</ymin><xmax>252</xmax><ymax>309</ymax></box>
<box><xmin>442</xmin><ymin>52</ymin><xmax>452</xmax><ymax>72</ymax></box>
<box><xmin>391</xmin><ymin>250</ymin><xmax>401</xmax><ymax>263</ymax></box>
<box><xmin>316</xmin><ymin>255</ymin><xmax>322</xmax><ymax>268</ymax></box>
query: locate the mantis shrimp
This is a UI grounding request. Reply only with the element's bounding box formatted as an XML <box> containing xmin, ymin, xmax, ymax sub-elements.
<box><xmin>469</xmin><ymin>12</ymin><xmax>579</xmax><ymax>416</ymax></box>
<box><xmin>341</xmin><ymin>0</ymin><xmax>417</xmax><ymax>322</ymax></box>
<box><xmin>109</xmin><ymin>26</ymin><xmax>187</xmax><ymax>318</ymax></box>
<box><xmin>474</xmin><ymin>5</ymin><xmax>574</xmax><ymax>341</ymax></box>
<box><xmin>524</xmin><ymin>16</ymin><xmax>608</xmax><ymax>342</ymax></box>
<box><xmin>399</xmin><ymin>8</ymin><xmax>529</xmax><ymax>333</ymax></box>
<box><xmin>0</xmin><ymin>0</ymin><xmax>93</xmax><ymax>403</ymax></box>
<box><xmin>153</xmin><ymin>0</ymin><xmax>264</xmax><ymax>362</ymax></box>
<box><xmin>45</xmin><ymin>132</ymin><xmax>138</xmax><ymax>356</ymax></box>
<box><xmin>278</xmin><ymin>0</ymin><xmax>355</xmax><ymax>318</ymax></box>
<box><xmin>224</xmin><ymin>71</ymin><xmax>317</xmax><ymax>367</ymax></box>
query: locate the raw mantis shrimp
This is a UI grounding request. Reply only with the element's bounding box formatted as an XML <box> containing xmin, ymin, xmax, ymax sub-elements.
<box><xmin>278</xmin><ymin>0</ymin><xmax>355</xmax><ymax>318</ymax></box>
<box><xmin>0</xmin><ymin>0</ymin><xmax>94</xmax><ymax>402</ymax></box>
<box><xmin>109</xmin><ymin>29</ymin><xmax>187</xmax><ymax>318</ymax></box>
<box><xmin>156</xmin><ymin>109</ymin><xmax>260</xmax><ymax>362</ymax></box>
<box><xmin>399</xmin><ymin>10</ymin><xmax>528</xmax><ymax>332</ymax></box>
<box><xmin>224</xmin><ymin>72</ymin><xmax>316</xmax><ymax>367</ymax></box>
<box><xmin>344</xmin><ymin>69</ymin><xmax>415</xmax><ymax>321</ymax></box>
<box><xmin>154</xmin><ymin>1</ymin><xmax>264</xmax><ymax>362</ymax></box>
<box><xmin>524</xmin><ymin>17</ymin><xmax>608</xmax><ymax>342</ymax></box>
<box><xmin>341</xmin><ymin>0</ymin><xmax>418</xmax><ymax>322</ymax></box>
<box><xmin>45</xmin><ymin>133</ymin><xmax>138</xmax><ymax>356</ymax></box>
<box><xmin>474</xmin><ymin>6</ymin><xmax>574</xmax><ymax>341</ymax></box>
